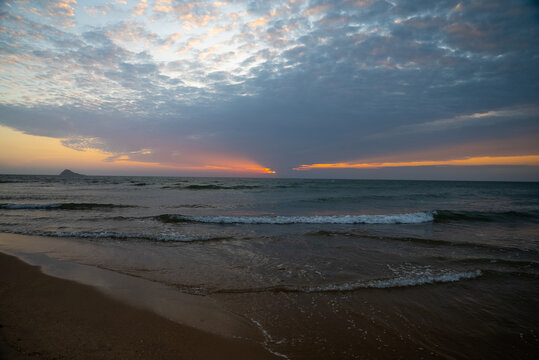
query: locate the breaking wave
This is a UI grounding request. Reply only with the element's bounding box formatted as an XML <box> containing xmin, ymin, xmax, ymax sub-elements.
<box><xmin>155</xmin><ymin>211</ymin><xmax>435</xmax><ymax>224</ymax></box>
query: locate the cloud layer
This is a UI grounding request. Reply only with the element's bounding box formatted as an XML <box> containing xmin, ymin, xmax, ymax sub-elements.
<box><xmin>0</xmin><ymin>0</ymin><xmax>538</xmax><ymax>178</ymax></box>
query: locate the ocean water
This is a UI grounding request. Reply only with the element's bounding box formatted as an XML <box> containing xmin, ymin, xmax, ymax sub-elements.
<box><xmin>1</xmin><ymin>175</ymin><xmax>538</xmax><ymax>359</ymax></box>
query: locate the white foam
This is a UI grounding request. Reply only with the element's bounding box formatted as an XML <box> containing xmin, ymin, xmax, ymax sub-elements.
<box><xmin>172</xmin><ymin>211</ymin><xmax>435</xmax><ymax>225</ymax></box>
<box><xmin>310</xmin><ymin>270</ymin><xmax>482</xmax><ymax>292</ymax></box>
<box><xmin>250</xmin><ymin>319</ymin><xmax>289</xmax><ymax>359</ymax></box>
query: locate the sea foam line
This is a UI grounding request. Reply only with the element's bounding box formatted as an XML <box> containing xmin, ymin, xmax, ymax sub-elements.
<box><xmin>213</xmin><ymin>270</ymin><xmax>483</xmax><ymax>294</ymax></box>
<box><xmin>160</xmin><ymin>211</ymin><xmax>435</xmax><ymax>225</ymax></box>
<box><xmin>310</xmin><ymin>269</ymin><xmax>483</xmax><ymax>292</ymax></box>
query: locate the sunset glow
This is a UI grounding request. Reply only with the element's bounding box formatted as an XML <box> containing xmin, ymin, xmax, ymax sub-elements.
<box><xmin>293</xmin><ymin>156</ymin><xmax>539</xmax><ymax>171</ymax></box>
<box><xmin>0</xmin><ymin>125</ymin><xmax>275</xmax><ymax>175</ymax></box>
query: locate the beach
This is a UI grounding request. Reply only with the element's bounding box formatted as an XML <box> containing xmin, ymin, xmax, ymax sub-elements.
<box><xmin>1</xmin><ymin>175</ymin><xmax>538</xmax><ymax>359</ymax></box>
<box><xmin>0</xmin><ymin>251</ymin><xmax>275</xmax><ymax>360</ymax></box>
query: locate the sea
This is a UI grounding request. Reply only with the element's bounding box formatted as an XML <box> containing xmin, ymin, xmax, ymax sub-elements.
<box><xmin>0</xmin><ymin>174</ymin><xmax>538</xmax><ymax>359</ymax></box>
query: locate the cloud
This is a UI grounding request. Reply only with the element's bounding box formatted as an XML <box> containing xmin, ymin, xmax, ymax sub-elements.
<box><xmin>133</xmin><ymin>0</ymin><xmax>148</xmax><ymax>16</ymax></box>
<box><xmin>304</xmin><ymin>3</ymin><xmax>332</xmax><ymax>16</ymax></box>
<box><xmin>0</xmin><ymin>0</ymin><xmax>538</xmax><ymax>178</ymax></box>
<box><xmin>153</xmin><ymin>0</ymin><xmax>172</xmax><ymax>13</ymax></box>
<box><xmin>372</xmin><ymin>106</ymin><xmax>539</xmax><ymax>140</ymax></box>
<box><xmin>19</xmin><ymin>0</ymin><xmax>78</xmax><ymax>28</ymax></box>
<box><xmin>61</xmin><ymin>136</ymin><xmax>105</xmax><ymax>151</ymax></box>
<box><xmin>84</xmin><ymin>4</ymin><xmax>112</xmax><ymax>16</ymax></box>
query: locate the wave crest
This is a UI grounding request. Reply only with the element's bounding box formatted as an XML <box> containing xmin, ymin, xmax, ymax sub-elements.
<box><xmin>156</xmin><ymin>211</ymin><xmax>435</xmax><ymax>225</ymax></box>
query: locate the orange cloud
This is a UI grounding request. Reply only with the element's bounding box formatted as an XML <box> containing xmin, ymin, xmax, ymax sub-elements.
<box><xmin>153</xmin><ymin>5</ymin><xmax>172</xmax><ymax>13</ymax></box>
<box><xmin>133</xmin><ymin>0</ymin><xmax>148</xmax><ymax>16</ymax></box>
<box><xmin>198</xmin><ymin>45</ymin><xmax>219</xmax><ymax>59</ymax></box>
<box><xmin>304</xmin><ymin>3</ymin><xmax>331</xmax><ymax>16</ymax></box>
<box><xmin>159</xmin><ymin>32</ymin><xmax>182</xmax><ymax>52</ymax></box>
<box><xmin>249</xmin><ymin>17</ymin><xmax>269</xmax><ymax>27</ymax></box>
<box><xmin>179</xmin><ymin>13</ymin><xmax>216</xmax><ymax>29</ymax></box>
<box><xmin>55</xmin><ymin>0</ymin><xmax>77</xmax><ymax>17</ymax></box>
<box><xmin>349</xmin><ymin>0</ymin><xmax>372</xmax><ymax>6</ymax></box>
<box><xmin>176</xmin><ymin>38</ymin><xmax>201</xmax><ymax>54</ymax></box>
<box><xmin>22</xmin><ymin>0</ymin><xmax>78</xmax><ymax>28</ymax></box>
<box><xmin>207</xmin><ymin>26</ymin><xmax>227</xmax><ymax>37</ymax></box>
<box><xmin>293</xmin><ymin>155</ymin><xmax>539</xmax><ymax>170</ymax></box>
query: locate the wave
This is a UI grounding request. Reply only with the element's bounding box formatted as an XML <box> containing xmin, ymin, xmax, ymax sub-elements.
<box><xmin>167</xmin><ymin>204</ymin><xmax>216</xmax><ymax>209</ymax></box>
<box><xmin>2</xmin><ymin>230</ymin><xmax>229</xmax><ymax>243</ymax></box>
<box><xmin>130</xmin><ymin>182</ymin><xmax>148</xmax><ymax>186</ymax></box>
<box><xmin>312</xmin><ymin>269</ymin><xmax>482</xmax><ymax>291</ymax></box>
<box><xmin>433</xmin><ymin>210</ymin><xmax>539</xmax><ymax>223</ymax></box>
<box><xmin>155</xmin><ymin>211</ymin><xmax>435</xmax><ymax>225</ymax></box>
<box><xmin>0</xmin><ymin>203</ymin><xmax>133</xmax><ymax>210</ymax></box>
<box><xmin>307</xmin><ymin>231</ymin><xmax>537</xmax><ymax>254</ymax></box>
<box><xmin>155</xmin><ymin>209</ymin><xmax>539</xmax><ymax>225</ymax></box>
<box><xmin>163</xmin><ymin>184</ymin><xmax>260</xmax><ymax>190</ymax></box>
<box><xmin>300</xmin><ymin>192</ymin><xmax>451</xmax><ymax>204</ymax></box>
<box><xmin>450</xmin><ymin>258</ymin><xmax>539</xmax><ymax>271</ymax></box>
<box><xmin>214</xmin><ymin>270</ymin><xmax>482</xmax><ymax>294</ymax></box>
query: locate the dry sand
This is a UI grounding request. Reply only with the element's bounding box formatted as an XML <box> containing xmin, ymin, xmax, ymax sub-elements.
<box><xmin>0</xmin><ymin>252</ymin><xmax>277</xmax><ymax>359</ymax></box>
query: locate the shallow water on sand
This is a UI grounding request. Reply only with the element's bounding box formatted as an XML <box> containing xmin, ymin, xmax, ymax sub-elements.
<box><xmin>1</xmin><ymin>175</ymin><xmax>538</xmax><ymax>358</ymax></box>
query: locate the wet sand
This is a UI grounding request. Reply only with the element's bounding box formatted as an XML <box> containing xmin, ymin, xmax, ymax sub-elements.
<box><xmin>0</xmin><ymin>252</ymin><xmax>276</xmax><ymax>359</ymax></box>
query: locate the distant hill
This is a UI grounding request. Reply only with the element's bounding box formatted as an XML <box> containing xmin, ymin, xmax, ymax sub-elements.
<box><xmin>59</xmin><ymin>169</ymin><xmax>84</xmax><ymax>177</ymax></box>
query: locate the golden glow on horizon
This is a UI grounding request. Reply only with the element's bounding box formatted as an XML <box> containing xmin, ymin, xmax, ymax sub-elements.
<box><xmin>0</xmin><ymin>126</ymin><xmax>275</xmax><ymax>175</ymax></box>
<box><xmin>293</xmin><ymin>155</ymin><xmax>539</xmax><ymax>171</ymax></box>
<box><xmin>0</xmin><ymin>126</ymin><xmax>111</xmax><ymax>169</ymax></box>
<box><xmin>251</xmin><ymin>167</ymin><xmax>277</xmax><ymax>174</ymax></box>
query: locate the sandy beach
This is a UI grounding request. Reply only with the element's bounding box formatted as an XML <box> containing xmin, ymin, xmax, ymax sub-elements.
<box><xmin>0</xmin><ymin>252</ymin><xmax>276</xmax><ymax>359</ymax></box>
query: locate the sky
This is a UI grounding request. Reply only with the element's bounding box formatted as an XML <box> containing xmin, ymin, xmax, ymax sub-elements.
<box><xmin>0</xmin><ymin>0</ymin><xmax>538</xmax><ymax>180</ymax></box>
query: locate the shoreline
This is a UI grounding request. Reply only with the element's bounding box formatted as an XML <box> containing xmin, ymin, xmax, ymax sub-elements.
<box><xmin>0</xmin><ymin>233</ymin><xmax>264</xmax><ymax>340</ymax></box>
<box><xmin>0</xmin><ymin>251</ymin><xmax>277</xmax><ymax>359</ymax></box>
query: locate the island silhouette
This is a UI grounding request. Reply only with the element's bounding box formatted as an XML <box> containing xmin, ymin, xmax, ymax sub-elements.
<box><xmin>59</xmin><ymin>169</ymin><xmax>84</xmax><ymax>177</ymax></box>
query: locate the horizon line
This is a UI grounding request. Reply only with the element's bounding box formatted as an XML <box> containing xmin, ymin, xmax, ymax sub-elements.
<box><xmin>1</xmin><ymin>172</ymin><xmax>537</xmax><ymax>183</ymax></box>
